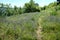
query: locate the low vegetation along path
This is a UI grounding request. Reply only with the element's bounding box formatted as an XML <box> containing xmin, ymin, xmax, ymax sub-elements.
<box><xmin>36</xmin><ymin>18</ymin><xmax>42</xmax><ymax>40</ymax></box>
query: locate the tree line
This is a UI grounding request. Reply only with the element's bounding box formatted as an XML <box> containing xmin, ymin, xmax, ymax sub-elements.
<box><xmin>0</xmin><ymin>0</ymin><xmax>40</xmax><ymax>16</ymax></box>
<box><xmin>0</xmin><ymin>0</ymin><xmax>59</xmax><ymax>16</ymax></box>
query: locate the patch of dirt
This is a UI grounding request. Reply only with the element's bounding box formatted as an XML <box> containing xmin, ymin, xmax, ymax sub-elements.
<box><xmin>36</xmin><ymin>18</ymin><xmax>42</xmax><ymax>40</ymax></box>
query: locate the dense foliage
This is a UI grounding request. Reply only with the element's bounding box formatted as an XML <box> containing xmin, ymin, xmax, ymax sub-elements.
<box><xmin>0</xmin><ymin>4</ymin><xmax>23</xmax><ymax>16</ymax></box>
<box><xmin>0</xmin><ymin>0</ymin><xmax>41</xmax><ymax>16</ymax></box>
<box><xmin>24</xmin><ymin>0</ymin><xmax>40</xmax><ymax>13</ymax></box>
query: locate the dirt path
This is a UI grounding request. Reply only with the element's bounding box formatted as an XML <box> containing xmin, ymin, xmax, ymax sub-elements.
<box><xmin>36</xmin><ymin>18</ymin><xmax>42</xmax><ymax>40</ymax></box>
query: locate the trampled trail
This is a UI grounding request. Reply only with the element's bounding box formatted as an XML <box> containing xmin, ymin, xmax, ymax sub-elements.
<box><xmin>36</xmin><ymin>18</ymin><xmax>42</xmax><ymax>40</ymax></box>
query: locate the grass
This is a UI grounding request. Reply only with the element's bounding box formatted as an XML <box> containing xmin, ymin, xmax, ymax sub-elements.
<box><xmin>0</xmin><ymin>12</ymin><xmax>41</xmax><ymax>40</ymax></box>
<box><xmin>39</xmin><ymin>5</ymin><xmax>60</xmax><ymax>40</ymax></box>
<box><xmin>0</xmin><ymin>4</ymin><xmax>60</xmax><ymax>40</ymax></box>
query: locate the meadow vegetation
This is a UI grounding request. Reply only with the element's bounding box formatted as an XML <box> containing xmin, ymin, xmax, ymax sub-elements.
<box><xmin>0</xmin><ymin>0</ymin><xmax>60</xmax><ymax>40</ymax></box>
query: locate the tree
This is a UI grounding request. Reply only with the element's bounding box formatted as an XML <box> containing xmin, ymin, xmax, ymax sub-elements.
<box><xmin>24</xmin><ymin>0</ymin><xmax>40</xmax><ymax>13</ymax></box>
<box><xmin>57</xmin><ymin>0</ymin><xmax>60</xmax><ymax>5</ymax></box>
<box><xmin>13</xmin><ymin>6</ymin><xmax>18</xmax><ymax>15</ymax></box>
<box><xmin>0</xmin><ymin>3</ymin><xmax>4</xmax><ymax>7</ymax></box>
<box><xmin>6</xmin><ymin>5</ymin><xmax>13</xmax><ymax>16</ymax></box>
<box><xmin>57</xmin><ymin>0</ymin><xmax>60</xmax><ymax>3</ymax></box>
<box><xmin>18</xmin><ymin>7</ymin><xmax>23</xmax><ymax>14</ymax></box>
<box><xmin>24</xmin><ymin>3</ymin><xmax>31</xmax><ymax>13</ymax></box>
<box><xmin>0</xmin><ymin>3</ymin><xmax>6</xmax><ymax>16</ymax></box>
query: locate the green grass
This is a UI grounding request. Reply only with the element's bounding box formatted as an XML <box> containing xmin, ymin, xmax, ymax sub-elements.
<box><xmin>0</xmin><ymin>4</ymin><xmax>60</xmax><ymax>40</ymax></box>
<box><xmin>39</xmin><ymin>5</ymin><xmax>60</xmax><ymax>40</ymax></box>
<box><xmin>0</xmin><ymin>12</ymin><xmax>41</xmax><ymax>40</ymax></box>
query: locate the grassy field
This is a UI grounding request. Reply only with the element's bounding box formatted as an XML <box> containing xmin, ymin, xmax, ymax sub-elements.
<box><xmin>0</xmin><ymin>4</ymin><xmax>60</xmax><ymax>40</ymax></box>
<box><xmin>0</xmin><ymin>12</ymin><xmax>41</xmax><ymax>40</ymax></box>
